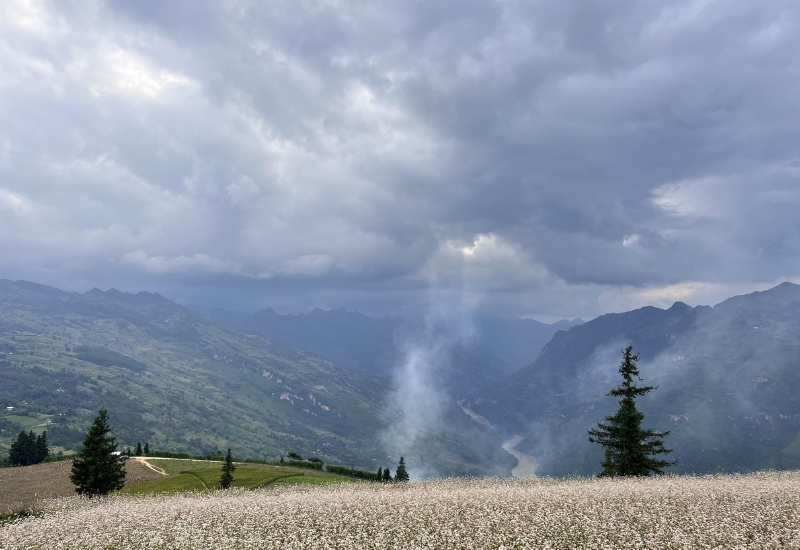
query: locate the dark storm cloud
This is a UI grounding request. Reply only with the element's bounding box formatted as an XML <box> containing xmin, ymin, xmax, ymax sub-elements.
<box><xmin>1</xmin><ymin>0</ymin><xmax>799</xmax><ymax>318</ymax></box>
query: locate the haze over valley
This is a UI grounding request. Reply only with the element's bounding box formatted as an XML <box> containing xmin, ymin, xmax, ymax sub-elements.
<box><xmin>2</xmin><ymin>279</ymin><xmax>799</xmax><ymax>478</ymax></box>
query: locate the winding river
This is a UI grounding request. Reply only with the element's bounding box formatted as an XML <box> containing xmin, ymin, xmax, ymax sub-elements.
<box><xmin>501</xmin><ymin>435</ymin><xmax>539</xmax><ymax>477</ymax></box>
<box><xmin>458</xmin><ymin>400</ymin><xmax>538</xmax><ymax>477</ymax></box>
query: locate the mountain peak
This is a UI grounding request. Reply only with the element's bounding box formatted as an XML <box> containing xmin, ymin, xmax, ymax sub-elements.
<box><xmin>668</xmin><ymin>301</ymin><xmax>692</xmax><ymax>313</ymax></box>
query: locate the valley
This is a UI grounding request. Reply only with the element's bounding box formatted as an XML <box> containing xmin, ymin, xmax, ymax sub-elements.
<box><xmin>2</xmin><ymin>279</ymin><xmax>800</xmax><ymax>480</ymax></box>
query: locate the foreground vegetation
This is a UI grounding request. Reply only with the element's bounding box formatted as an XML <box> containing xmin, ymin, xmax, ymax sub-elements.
<box><xmin>2</xmin><ymin>470</ymin><xmax>799</xmax><ymax>549</ymax></box>
<box><xmin>0</xmin><ymin>459</ymin><xmax>163</xmax><ymax>516</ymax></box>
<box><xmin>119</xmin><ymin>458</ymin><xmax>350</xmax><ymax>495</ymax></box>
<box><xmin>0</xmin><ymin>456</ymin><xmax>349</xmax><ymax>518</ymax></box>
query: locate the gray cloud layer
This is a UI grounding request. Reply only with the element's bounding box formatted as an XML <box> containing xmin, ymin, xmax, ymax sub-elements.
<box><xmin>1</xmin><ymin>0</ymin><xmax>799</xmax><ymax>318</ymax></box>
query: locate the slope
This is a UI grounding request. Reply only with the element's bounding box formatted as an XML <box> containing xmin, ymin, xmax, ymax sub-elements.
<box><xmin>0</xmin><ymin>280</ymin><xmax>509</xmax><ymax>476</ymax></box>
<box><xmin>469</xmin><ymin>283</ymin><xmax>800</xmax><ymax>476</ymax></box>
<box><xmin>191</xmin><ymin>306</ymin><xmax>580</xmax><ymax>398</ymax></box>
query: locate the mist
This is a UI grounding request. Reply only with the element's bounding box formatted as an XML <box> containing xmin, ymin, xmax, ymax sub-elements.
<box><xmin>380</xmin><ymin>297</ymin><xmax>479</xmax><ymax>479</ymax></box>
<box><xmin>484</xmin><ymin>284</ymin><xmax>800</xmax><ymax>476</ymax></box>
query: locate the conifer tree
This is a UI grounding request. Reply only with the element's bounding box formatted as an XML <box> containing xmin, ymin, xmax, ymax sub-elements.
<box><xmin>135</xmin><ymin>441</ymin><xmax>142</xmax><ymax>456</ymax></box>
<box><xmin>394</xmin><ymin>456</ymin><xmax>409</xmax><ymax>482</ymax></box>
<box><xmin>219</xmin><ymin>448</ymin><xmax>235</xmax><ymax>489</ymax></box>
<box><xmin>143</xmin><ymin>442</ymin><xmax>150</xmax><ymax>456</ymax></box>
<box><xmin>35</xmin><ymin>432</ymin><xmax>49</xmax><ymax>463</ymax></box>
<box><xmin>9</xmin><ymin>430</ymin><xmax>49</xmax><ymax>466</ymax></box>
<box><xmin>9</xmin><ymin>431</ymin><xmax>33</xmax><ymax>466</ymax></box>
<box><xmin>376</xmin><ymin>467</ymin><xmax>382</xmax><ymax>481</ymax></box>
<box><xmin>588</xmin><ymin>346</ymin><xmax>674</xmax><ymax>476</ymax></box>
<box><xmin>70</xmin><ymin>409</ymin><xmax>126</xmax><ymax>497</ymax></box>
<box><xmin>382</xmin><ymin>467</ymin><xmax>392</xmax><ymax>482</ymax></box>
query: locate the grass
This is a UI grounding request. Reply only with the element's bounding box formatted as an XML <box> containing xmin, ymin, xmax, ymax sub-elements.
<box><xmin>2</xmin><ymin>414</ymin><xmax>50</xmax><ymax>431</ymax></box>
<box><xmin>120</xmin><ymin>472</ymin><xmax>207</xmax><ymax>495</ymax></box>
<box><xmin>0</xmin><ymin>456</ymin><xmax>354</xmax><ymax>518</ymax></box>
<box><xmin>119</xmin><ymin>458</ymin><xmax>352</xmax><ymax>495</ymax></box>
<box><xmin>117</xmin><ymin>468</ymin><xmax>299</xmax><ymax>495</ymax></box>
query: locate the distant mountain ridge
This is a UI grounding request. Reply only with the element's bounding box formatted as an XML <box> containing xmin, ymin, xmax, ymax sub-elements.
<box><xmin>190</xmin><ymin>305</ymin><xmax>581</xmax><ymax>398</ymax></box>
<box><xmin>468</xmin><ymin>282</ymin><xmax>800</xmax><ymax>476</ymax></box>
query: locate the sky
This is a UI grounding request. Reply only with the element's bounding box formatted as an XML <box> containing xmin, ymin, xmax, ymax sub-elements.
<box><xmin>1</xmin><ymin>0</ymin><xmax>799</xmax><ymax>321</ymax></box>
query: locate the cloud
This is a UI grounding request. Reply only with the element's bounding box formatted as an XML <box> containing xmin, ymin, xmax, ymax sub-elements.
<box><xmin>226</xmin><ymin>175</ymin><xmax>261</xmax><ymax>208</ymax></box>
<box><xmin>0</xmin><ymin>0</ymin><xmax>798</xmax><ymax>318</ymax></box>
<box><xmin>121</xmin><ymin>251</ymin><xmax>243</xmax><ymax>276</ymax></box>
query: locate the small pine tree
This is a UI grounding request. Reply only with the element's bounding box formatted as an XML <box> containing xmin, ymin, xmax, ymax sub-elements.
<box><xmin>219</xmin><ymin>448</ymin><xmax>235</xmax><ymax>489</ymax></box>
<box><xmin>588</xmin><ymin>346</ymin><xmax>674</xmax><ymax>476</ymax></box>
<box><xmin>382</xmin><ymin>467</ymin><xmax>392</xmax><ymax>482</ymax></box>
<box><xmin>394</xmin><ymin>457</ymin><xmax>409</xmax><ymax>482</ymax></box>
<box><xmin>143</xmin><ymin>442</ymin><xmax>150</xmax><ymax>456</ymax></box>
<box><xmin>70</xmin><ymin>409</ymin><xmax>126</xmax><ymax>497</ymax></box>
<box><xmin>135</xmin><ymin>441</ymin><xmax>142</xmax><ymax>456</ymax></box>
<box><xmin>376</xmin><ymin>467</ymin><xmax>382</xmax><ymax>481</ymax></box>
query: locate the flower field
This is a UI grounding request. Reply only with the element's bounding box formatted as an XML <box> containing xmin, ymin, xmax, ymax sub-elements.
<box><xmin>2</xmin><ymin>470</ymin><xmax>799</xmax><ymax>549</ymax></box>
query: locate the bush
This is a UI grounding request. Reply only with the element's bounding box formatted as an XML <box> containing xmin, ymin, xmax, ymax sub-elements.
<box><xmin>325</xmin><ymin>464</ymin><xmax>381</xmax><ymax>481</ymax></box>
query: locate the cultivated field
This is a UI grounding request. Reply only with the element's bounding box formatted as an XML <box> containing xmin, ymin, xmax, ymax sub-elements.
<box><xmin>2</xmin><ymin>470</ymin><xmax>799</xmax><ymax>549</ymax></box>
<box><xmin>0</xmin><ymin>459</ymin><xmax>163</xmax><ymax>515</ymax></box>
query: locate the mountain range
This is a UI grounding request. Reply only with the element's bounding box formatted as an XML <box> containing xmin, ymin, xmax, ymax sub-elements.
<box><xmin>467</xmin><ymin>282</ymin><xmax>800</xmax><ymax>476</ymax></box>
<box><xmin>2</xmin><ymin>278</ymin><xmax>799</xmax><ymax>478</ymax></box>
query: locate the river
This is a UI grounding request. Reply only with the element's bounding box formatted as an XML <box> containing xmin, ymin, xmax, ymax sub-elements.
<box><xmin>458</xmin><ymin>400</ymin><xmax>538</xmax><ymax>477</ymax></box>
<box><xmin>501</xmin><ymin>435</ymin><xmax>539</xmax><ymax>477</ymax></box>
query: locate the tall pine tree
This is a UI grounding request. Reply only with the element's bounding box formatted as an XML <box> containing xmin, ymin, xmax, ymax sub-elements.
<box><xmin>588</xmin><ymin>346</ymin><xmax>674</xmax><ymax>476</ymax></box>
<box><xmin>70</xmin><ymin>409</ymin><xmax>126</xmax><ymax>496</ymax></box>
<box><xmin>219</xmin><ymin>448</ymin><xmax>235</xmax><ymax>489</ymax></box>
<box><xmin>394</xmin><ymin>457</ymin><xmax>409</xmax><ymax>482</ymax></box>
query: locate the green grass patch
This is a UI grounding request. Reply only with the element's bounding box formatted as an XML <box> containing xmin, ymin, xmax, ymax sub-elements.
<box><xmin>2</xmin><ymin>415</ymin><xmax>45</xmax><ymax>430</ymax></box>
<box><xmin>119</xmin><ymin>473</ymin><xmax>207</xmax><ymax>495</ymax></box>
<box><xmin>118</xmin><ymin>461</ymin><xmax>348</xmax><ymax>496</ymax></box>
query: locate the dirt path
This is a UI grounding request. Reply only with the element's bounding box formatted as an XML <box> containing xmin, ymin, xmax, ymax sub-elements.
<box><xmin>185</xmin><ymin>471</ymin><xmax>210</xmax><ymax>490</ymax></box>
<box><xmin>132</xmin><ymin>457</ymin><xmax>167</xmax><ymax>476</ymax></box>
<box><xmin>502</xmin><ymin>435</ymin><xmax>539</xmax><ymax>477</ymax></box>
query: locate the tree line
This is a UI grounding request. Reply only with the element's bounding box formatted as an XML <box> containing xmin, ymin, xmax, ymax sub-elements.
<box><xmin>8</xmin><ymin>430</ymin><xmax>49</xmax><ymax>466</ymax></box>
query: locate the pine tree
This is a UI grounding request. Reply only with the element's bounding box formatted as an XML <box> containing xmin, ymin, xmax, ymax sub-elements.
<box><xmin>135</xmin><ymin>441</ymin><xmax>142</xmax><ymax>456</ymax></box>
<box><xmin>219</xmin><ymin>448</ymin><xmax>235</xmax><ymax>489</ymax></box>
<box><xmin>394</xmin><ymin>456</ymin><xmax>409</xmax><ymax>482</ymax></box>
<box><xmin>70</xmin><ymin>409</ymin><xmax>126</xmax><ymax>497</ymax></box>
<box><xmin>9</xmin><ymin>431</ymin><xmax>33</xmax><ymax>466</ymax></box>
<box><xmin>143</xmin><ymin>442</ymin><xmax>150</xmax><ymax>456</ymax></box>
<box><xmin>588</xmin><ymin>346</ymin><xmax>674</xmax><ymax>476</ymax></box>
<box><xmin>35</xmin><ymin>431</ymin><xmax>49</xmax><ymax>463</ymax></box>
<box><xmin>376</xmin><ymin>467</ymin><xmax>383</xmax><ymax>481</ymax></box>
<box><xmin>382</xmin><ymin>467</ymin><xmax>392</xmax><ymax>482</ymax></box>
<box><xmin>9</xmin><ymin>431</ymin><xmax>48</xmax><ymax>466</ymax></box>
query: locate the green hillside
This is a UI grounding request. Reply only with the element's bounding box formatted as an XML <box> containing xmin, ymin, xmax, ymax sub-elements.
<box><xmin>0</xmin><ymin>281</ymin><xmax>509</xmax><ymax>476</ymax></box>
